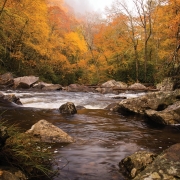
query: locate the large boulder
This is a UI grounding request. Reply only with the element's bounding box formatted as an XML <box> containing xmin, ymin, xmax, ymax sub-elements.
<box><xmin>145</xmin><ymin>101</ymin><xmax>180</xmax><ymax>125</ymax></box>
<box><xmin>100</xmin><ymin>80</ymin><xmax>128</xmax><ymax>94</ymax></box>
<box><xmin>112</xmin><ymin>89</ymin><xmax>180</xmax><ymax>115</ymax></box>
<box><xmin>26</xmin><ymin>119</ymin><xmax>74</xmax><ymax>143</ymax></box>
<box><xmin>134</xmin><ymin>143</ymin><xmax>180</xmax><ymax>180</ymax></box>
<box><xmin>0</xmin><ymin>73</ymin><xmax>14</xmax><ymax>87</ymax></box>
<box><xmin>59</xmin><ymin>102</ymin><xmax>77</xmax><ymax>114</ymax></box>
<box><xmin>101</xmin><ymin>80</ymin><xmax>117</xmax><ymax>88</ymax></box>
<box><xmin>119</xmin><ymin>151</ymin><xmax>157</xmax><ymax>179</ymax></box>
<box><xmin>42</xmin><ymin>84</ymin><xmax>62</xmax><ymax>91</ymax></box>
<box><xmin>14</xmin><ymin>76</ymin><xmax>39</xmax><ymax>89</ymax></box>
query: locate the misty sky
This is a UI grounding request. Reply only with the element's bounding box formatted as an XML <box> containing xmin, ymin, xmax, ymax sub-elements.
<box><xmin>65</xmin><ymin>0</ymin><xmax>113</xmax><ymax>14</ymax></box>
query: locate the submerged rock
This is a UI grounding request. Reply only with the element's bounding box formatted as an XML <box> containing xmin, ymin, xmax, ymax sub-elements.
<box><xmin>26</xmin><ymin>119</ymin><xmax>74</xmax><ymax>143</ymax></box>
<box><xmin>59</xmin><ymin>102</ymin><xmax>77</xmax><ymax>114</ymax></box>
<box><xmin>119</xmin><ymin>151</ymin><xmax>157</xmax><ymax>178</ymax></box>
<box><xmin>134</xmin><ymin>143</ymin><xmax>180</xmax><ymax>180</ymax></box>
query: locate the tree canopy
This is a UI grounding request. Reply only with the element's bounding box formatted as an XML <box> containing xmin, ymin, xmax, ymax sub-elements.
<box><xmin>0</xmin><ymin>0</ymin><xmax>179</xmax><ymax>85</ymax></box>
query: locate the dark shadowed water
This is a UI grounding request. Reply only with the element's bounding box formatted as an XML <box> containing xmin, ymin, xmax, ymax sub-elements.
<box><xmin>0</xmin><ymin>90</ymin><xmax>180</xmax><ymax>180</ymax></box>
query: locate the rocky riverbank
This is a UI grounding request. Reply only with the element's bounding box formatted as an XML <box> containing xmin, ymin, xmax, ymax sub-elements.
<box><xmin>0</xmin><ymin>73</ymin><xmax>157</xmax><ymax>94</ymax></box>
<box><xmin>0</xmin><ymin>72</ymin><xmax>180</xmax><ymax>180</ymax></box>
<box><xmin>109</xmin><ymin>89</ymin><xmax>180</xmax><ymax>125</ymax></box>
<box><xmin>119</xmin><ymin>143</ymin><xmax>180</xmax><ymax>179</ymax></box>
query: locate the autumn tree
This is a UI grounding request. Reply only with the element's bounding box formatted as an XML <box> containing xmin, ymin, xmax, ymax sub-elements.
<box><xmin>0</xmin><ymin>0</ymin><xmax>51</xmax><ymax>75</ymax></box>
<box><xmin>80</xmin><ymin>12</ymin><xmax>110</xmax><ymax>84</ymax></box>
<box><xmin>0</xmin><ymin>0</ymin><xmax>8</xmax><ymax>19</ymax></box>
<box><xmin>163</xmin><ymin>0</ymin><xmax>180</xmax><ymax>76</ymax></box>
<box><xmin>106</xmin><ymin>0</ymin><xmax>141</xmax><ymax>82</ymax></box>
<box><xmin>133</xmin><ymin>0</ymin><xmax>155</xmax><ymax>82</ymax></box>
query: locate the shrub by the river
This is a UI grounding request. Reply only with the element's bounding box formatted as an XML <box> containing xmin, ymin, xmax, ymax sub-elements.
<box><xmin>0</xmin><ymin>121</ymin><xmax>56</xmax><ymax>179</ymax></box>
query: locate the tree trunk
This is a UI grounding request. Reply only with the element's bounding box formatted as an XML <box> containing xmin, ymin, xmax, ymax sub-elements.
<box><xmin>0</xmin><ymin>0</ymin><xmax>8</xmax><ymax>20</ymax></box>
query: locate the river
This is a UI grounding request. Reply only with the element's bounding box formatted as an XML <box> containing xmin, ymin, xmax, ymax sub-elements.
<box><xmin>0</xmin><ymin>90</ymin><xmax>180</xmax><ymax>180</ymax></box>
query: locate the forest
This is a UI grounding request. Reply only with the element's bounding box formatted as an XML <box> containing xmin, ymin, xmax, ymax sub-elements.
<box><xmin>0</xmin><ymin>0</ymin><xmax>179</xmax><ymax>85</ymax></box>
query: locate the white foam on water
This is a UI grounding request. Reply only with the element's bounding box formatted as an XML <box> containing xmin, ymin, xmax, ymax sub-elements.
<box><xmin>1</xmin><ymin>90</ymin><xmax>145</xmax><ymax>109</ymax></box>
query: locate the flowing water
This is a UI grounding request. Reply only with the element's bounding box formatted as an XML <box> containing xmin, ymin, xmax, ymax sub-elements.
<box><xmin>0</xmin><ymin>90</ymin><xmax>180</xmax><ymax>180</ymax></box>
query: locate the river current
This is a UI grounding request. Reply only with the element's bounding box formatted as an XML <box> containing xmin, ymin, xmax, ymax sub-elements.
<box><xmin>1</xmin><ymin>90</ymin><xmax>180</xmax><ymax>180</ymax></box>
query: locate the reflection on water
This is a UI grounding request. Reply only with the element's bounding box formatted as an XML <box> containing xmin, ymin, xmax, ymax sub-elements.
<box><xmin>0</xmin><ymin>90</ymin><xmax>180</xmax><ymax>180</ymax></box>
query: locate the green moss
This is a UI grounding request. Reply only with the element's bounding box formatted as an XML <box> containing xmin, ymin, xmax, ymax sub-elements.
<box><xmin>0</xmin><ymin>121</ymin><xmax>57</xmax><ymax>179</ymax></box>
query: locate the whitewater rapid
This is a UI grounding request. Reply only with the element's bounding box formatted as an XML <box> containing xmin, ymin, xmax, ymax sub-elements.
<box><xmin>2</xmin><ymin>90</ymin><xmax>145</xmax><ymax>109</ymax></box>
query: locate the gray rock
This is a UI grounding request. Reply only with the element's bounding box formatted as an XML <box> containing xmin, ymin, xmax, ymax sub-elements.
<box><xmin>128</xmin><ymin>83</ymin><xmax>147</xmax><ymax>90</ymax></box>
<box><xmin>59</xmin><ymin>102</ymin><xmax>77</xmax><ymax>114</ymax></box>
<box><xmin>119</xmin><ymin>151</ymin><xmax>157</xmax><ymax>178</ymax></box>
<box><xmin>112</xmin><ymin>89</ymin><xmax>180</xmax><ymax>115</ymax></box>
<box><xmin>101</xmin><ymin>80</ymin><xmax>117</xmax><ymax>88</ymax></box>
<box><xmin>145</xmin><ymin>101</ymin><xmax>180</xmax><ymax>125</ymax></box>
<box><xmin>101</xmin><ymin>80</ymin><xmax>127</xmax><ymax>88</ymax></box>
<box><xmin>14</xmin><ymin>76</ymin><xmax>39</xmax><ymax>89</ymax></box>
<box><xmin>134</xmin><ymin>143</ymin><xmax>180</xmax><ymax>180</ymax></box>
<box><xmin>100</xmin><ymin>80</ymin><xmax>128</xmax><ymax>94</ymax></box>
<box><xmin>26</xmin><ymin>119</ymin><xmax>74</xmax><ymax>143</ymax></box>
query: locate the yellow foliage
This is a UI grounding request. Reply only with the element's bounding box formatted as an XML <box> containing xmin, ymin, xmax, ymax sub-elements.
<box><xmin>64</xmin><ymin>32</ymin><xmax>87</xmax><ymax>56</ymax></box>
